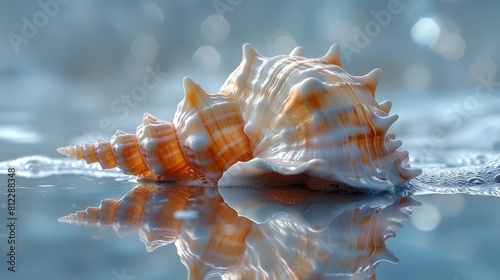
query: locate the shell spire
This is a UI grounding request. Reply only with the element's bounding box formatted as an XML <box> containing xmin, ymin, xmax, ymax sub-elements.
<box><xmin>57</xmin><ymin>139</ymin><xmax>118</xmax><ymax>168</ymax></box>
<box><xmin>57</xmin><ymin>114</ymin><xmax>199</xmax><ymax>180</ymax></box>
<box><xmin>57</xmin><ymin>129</ymin><xmax>152</xmax><ymax>177</ymax></box>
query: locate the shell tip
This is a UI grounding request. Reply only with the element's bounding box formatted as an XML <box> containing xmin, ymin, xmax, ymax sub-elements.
<box><xmin>183</xmin><ymin>76</ymin><xmax>208</xmax><ymax>106</ymax></box>
<box><xmin>289</xmin><ymin>46</ymin><xmax>304</xmax><ymax>56</ymax></box>
<box><xmin>395</xmin><ymin>150</ymin><xmax>409</xmax><ymax>162</ymax></box>
<box><xmin>56</xmin><ymin>146</ymin><xmax>66</xmax><ymax>154</ymax></box>
<box><xmin>183</xmin><ymin>76</ymin><xmax>202</xmax><ymax>93</ymax></box>
<box><xmin>183</xmin><ymin>76</ymin><xmax>194</xmax><ymax>87</ymax></box>
<box><xmin>379</xmin><ymin>100</ymin><xmax>392</xmax><ymax>114</ymax></box>
<box><xmin>399</xmin><ymin>166</ymin><xmax>422</xmax><ymax>180</ymax></box>
<box><xmin>242</xmin><ymin>43</ymin><xmax>259</xmax><ymax>62</ymax></box>
<box><xmin>321</xmin><ymin>44</ymin><xmax>342</xmax><ymax>66</ymax></box>
<box><xmin>114</xmin><ymin>129</ymin><xmax>126</xmax><ymax>137</ymax></box>
<box><xmin>58</xmin><ymin>215</ymin><xmax>73</xmax><ymax>223</ymax></box>
<box><xmin>57</xmin><ymin>146</ymin><xmax>71</xmax><ymax>157</ymax></box>
<box><xmin>143</xmin><ymin>112</ymin><xmax>156</xmax><ymax>120</ymax></box>
<box><xmin>359</xmin><ymin>68</ymin><xmax>382</xmax><ymax>96</ymax></box>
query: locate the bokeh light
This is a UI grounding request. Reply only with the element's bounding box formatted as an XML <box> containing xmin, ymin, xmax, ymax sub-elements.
<box><xmin>267</xmin><ymin>30</ymin><xmax>298</xmax><ymax>55</ymax></box>
<box><xmin>411</xmin><ymin>203</ymin><xmax>442</xmax><ymax>231</ymax></box>
<box><xmin>411</xmin><ymin>18</ymin><xmax>440</xmax><ymax>47</ymax></box>
<box><xmin>142</xmin><ymin>2</ymin><xmax>164</xmax><ymax>30</ymax></box>
<box><xmin>412</xmin><ymin>16</ymin><xmax>466</xmax><ymax>62</ymax></box>
<box><xmin>192</xmin><ymin>45</ymin><xmax>221</xmax><ymax>71</ymax></box>
<box><xmin>202</xmin><ymin>14</ymin><xmax>230</xmax><ymax>45</ymax></box>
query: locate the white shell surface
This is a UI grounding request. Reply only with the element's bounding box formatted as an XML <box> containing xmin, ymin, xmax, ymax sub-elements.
<box><xmin>218</xmin><ymin>44</ymin><xmax>421</xmax><ymax>190</ymax></box>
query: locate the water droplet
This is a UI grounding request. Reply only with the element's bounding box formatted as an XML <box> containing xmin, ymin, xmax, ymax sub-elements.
<box><xmin>468</xmin><ymin>177</ymin><xmax>485</xmax><ymax>184</ymax></box>
<box><xmin>494</xmin><ymin>174</ymin><xmax>500</xmax><ymax>183</ymax></box>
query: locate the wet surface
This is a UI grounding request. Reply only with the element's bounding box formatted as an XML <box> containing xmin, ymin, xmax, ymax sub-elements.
<box><xmin>2</xmin><ymin>1</ymin><xmax>500</xmax><ymax>279</ymax></box>
<box><xmin>0</xmin><ymin>155</ymin><xmax>500</xmax><ymax>279</ymax></box>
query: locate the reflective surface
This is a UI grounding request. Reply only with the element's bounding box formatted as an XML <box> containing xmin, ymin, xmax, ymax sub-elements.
<box><xmin>1</xmin><ymin>1</ymin><xmax>500</xmax><ymax>279</ymax></box>
<box><xmin>1</xmin><ymin>172</ymin><xmax>500</xmax><ymax>279</ymax></box>
<box><xmin>59</xmin><ymin>181</ymin><xmax>417</xmax><ymax>279</ymax></box>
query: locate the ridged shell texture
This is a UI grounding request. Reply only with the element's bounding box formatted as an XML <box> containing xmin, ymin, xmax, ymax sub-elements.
<box><xmin>57</xmin><ymin>44</ymin><xmax>421</xmax><ymax>191</ymax></box>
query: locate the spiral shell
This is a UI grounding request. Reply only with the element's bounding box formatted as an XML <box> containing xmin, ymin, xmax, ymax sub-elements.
<box><xmin>57</xmin><ymin>44</ymin><xmax>421</xmax><ymax>191</ymax></box>
<box><xmin>59</xmin><ymin>181</ymin><xmax>418</xmax><ymax>279</ymax></box>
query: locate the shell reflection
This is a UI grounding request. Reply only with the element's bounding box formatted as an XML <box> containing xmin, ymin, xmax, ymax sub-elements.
<box><xmin>59</xmin><ymin>182</ymin><xmax>419</xmax><ymax>279</ymax></box>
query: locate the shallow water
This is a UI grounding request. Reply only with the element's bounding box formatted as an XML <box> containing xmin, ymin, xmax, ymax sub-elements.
<box><xmin>1</xmin><ymin>156</ymin><xmax>500</xmax><ymax>280</ymax></box>
<box><xmin>2</xmin><ymin>1</ymin><xmax>500</xmax><ymax>279</ymax></box>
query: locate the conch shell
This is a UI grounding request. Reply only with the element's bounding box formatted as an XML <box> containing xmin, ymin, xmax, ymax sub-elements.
<box><xmin>59</xmin><ymin>181</ymin><xmax>419</xmax><ymax>279</ymax></box>
<box><xmin>57</xmin><ymin>44</ymin><xmax>421</xmax><ymax>191</ymax></box>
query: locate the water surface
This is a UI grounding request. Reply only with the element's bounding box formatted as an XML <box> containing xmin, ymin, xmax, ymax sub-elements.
<box><xmin>1</xmin><ymin>1</ymin><xmax>500</xmax><ymax>279</ymax></box>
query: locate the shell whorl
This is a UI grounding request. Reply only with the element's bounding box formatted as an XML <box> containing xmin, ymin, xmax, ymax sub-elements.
<box><xmin>58</xmin><ymin>43</ymin><xmax>421</xmax><ymax>190</ymax></box>
<box><xmin>173</xmin><ymin>77</ymin><xmax>252</xmax><ymax>178</ymax></box>
<box><xmin>218</xmin><ymin>44</ymin><xmax>420</xmax><ymax>190</ymax></box>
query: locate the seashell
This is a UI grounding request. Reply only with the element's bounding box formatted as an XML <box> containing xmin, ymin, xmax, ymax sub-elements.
<box><xmin>59</xmin><ymin>181</ymin><xmax>419</xmax><ymax>279</ymax></box>
<box><xmin>57</xmin><ymin>44</ymin><xmax>421</xmax><ymax>191</ymax></box>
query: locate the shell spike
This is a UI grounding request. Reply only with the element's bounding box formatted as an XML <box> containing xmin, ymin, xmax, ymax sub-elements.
<box><xmin>358</xmin><ymin>68</ymin><xmax>382</xmax><ymax>96</ymax></box>
<box><xmin>373</xmin><ymin>248</ymin><xmax>399</xmax><ymax>264</ymax></box>
<box><xmin>388</xmin><ymin>139</ymin><xmax>403</xmax><ymax>152</ymax></box>
<box><xmin>289</xmin><ymin>46</ymin><xmax>304</xmax><ymax>56</ymax></box>
<box><xmin>397</xmin><ymin>165</ymin><xmax>422</xmax><ymax>180</ymax></box>
<box><xmin>142</xmin><ymin>112</ymin><xmax>159</xmax><ymax>124</ymax></box>
<box><xmin>114</xmin><ymin>129</ymin><xmax>126</xmax><ymax>136</ymax></box>
<box><xmin>379</xmin><ymin>114</ymin><xmax>399</xmax><ymax>132</ymax></box>
<box><xmin>182</xmin><ymin>77</ymin><xmax>215</xmax><ymax>110</ymax></box>
<box><xmin>242</xmin><ymin>43</ymin><xmax>260</xmax><ymax>63</ymax></box>
<box><xmin>378</xmin><ymin>100</ymin><xmax>392</xmax><ymax>114</ymax></box>
<box><xmin>395</xmin><ymin>150</ymin><xmax>409</xmax><ymax>162</ymax></box>
<box><xmin>183</xmin><ymin>76</ymin><xmax>198</xmax><ymax>91</ymax></box>
<box><xmin>321</xmin><ymin>44</ymin><xmax>342</xmax><ymax>66</ymax></box>
<box><xmin>371</xmin><ymin>109</ymin><xmax>398</xmax><ymax>133</ymax></box>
